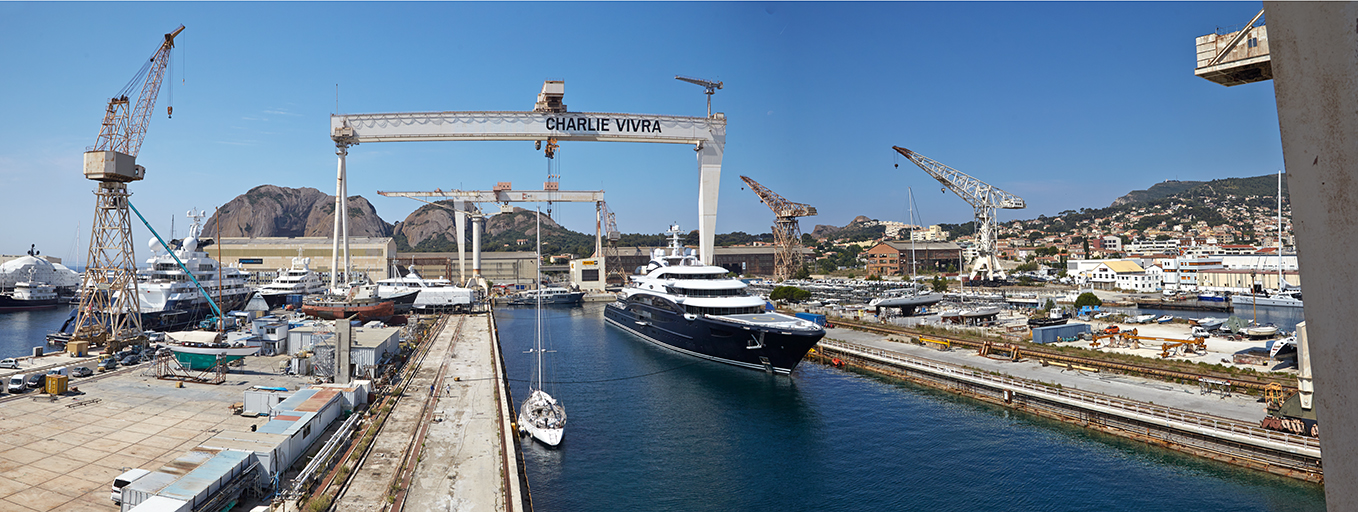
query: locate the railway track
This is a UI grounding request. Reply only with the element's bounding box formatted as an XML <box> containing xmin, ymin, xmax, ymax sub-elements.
<box><xmin>830</xmin><ymin>318</ymin><xmax>1296</xmax><ymax>393</ymax></box>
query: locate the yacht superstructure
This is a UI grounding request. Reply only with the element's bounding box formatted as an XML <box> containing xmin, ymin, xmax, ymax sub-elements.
<box><xmin>258</xmin><ymin>254</ymin><xmax>327</xmax><ymax>307</ymax></box>
<box><xmin>604</xmin><ymin>225</ymin><xmax>824</xmax><ymax>374</ymax></box>
<box><xmin>126</xmin><ymin>212</ymin><xmax>251</xmax><ymax>330</ymax></box>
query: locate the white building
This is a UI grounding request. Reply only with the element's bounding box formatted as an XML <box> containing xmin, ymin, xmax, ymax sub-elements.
<box><xmin>1124</xmin><ymin>238</ymin><xmax>1180</xmax><ymax>255</ymax></box>
<box><xmin>1087</xmin><ymin>260</ymin><xmax>1158</xmax><ymax>292</ymax></box>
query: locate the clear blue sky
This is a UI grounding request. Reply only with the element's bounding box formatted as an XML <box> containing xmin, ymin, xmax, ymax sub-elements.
<box><xmin>0</xmin><ymin>2</ymin><xmax>1281</xmax><ymax>264</ymax></box>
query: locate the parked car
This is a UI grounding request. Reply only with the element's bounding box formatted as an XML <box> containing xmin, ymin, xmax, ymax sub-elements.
<box><xmin>0</xmin><ymin>358</ymin><xmax>19</xmax><ymax>369</ymax></box>
<box><xmin>99</xmin><ymin>358</ymin><xmax>118</xmax><ymax>371</ymax></box>
<box><xmin>71</xmin><ymin>366</ymin><xmax>94</xmax><ymax>378</ymax></box>
<box><xmin>120</xmin><ymin>356</ymin><xmax>141</xmax><ymax>367</ymax></box>
<box><xmin>7</xmin><ymin>374</ymin><xmax>26</xmax><ymax>393</ymax></box>
<box><xmin>25</xmin><ymin>373</ymin><xmax>44</xmax><ymax>389</ymax></box>
<box><xmin>1103</xmin><ymin>325</ymin><xmax>1121</xmax><ymax>334</ymax></box>
<box><xmin>46</xmin><ymin>366</ymin><xmax>68</xmax><ymax>378</ymax></box>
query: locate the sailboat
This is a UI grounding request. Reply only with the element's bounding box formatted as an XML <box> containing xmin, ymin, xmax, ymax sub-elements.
<box><xmin>518</xmin><ymin>208</ymin><xmax>566</xmax><ymax>446</ymax></box>
<box><xmin>1231</xmin><ymin>170</ymin><xmax>1303</xmax><ymax>308</ymax></box>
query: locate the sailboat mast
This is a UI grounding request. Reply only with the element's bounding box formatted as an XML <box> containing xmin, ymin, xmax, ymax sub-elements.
<box><xmin>908</xmin><ymin>187</ymin><xmax>917</xmax><ymax>278</ymax></box>
<box><xmin>535</xmin><ymin>207</ymin><xmax>543</xmax><ymax>392</ymax></box>
<box><xmin>1277</xmin><ymin>170</ymin><xmax>1284</xmax><ymax>292</ymax></box>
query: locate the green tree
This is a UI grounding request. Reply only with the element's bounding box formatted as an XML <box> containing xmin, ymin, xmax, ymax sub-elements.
<box><xmin>770</xmin><ymin>286</ymin><xmax>812</xmax><ymax>303</ymax></box>
<box><xmin>794</xmin><ymin>265</ymin><xmax>811</xmax><ymax>280</ymax></box>
<box><xmin>1074</xmin><ymin>292</ymin><xmax>1103</xmax><ymax>309</ymax></box>
<box><xmin>1015</xmin><ymin>262</ymin><xmax>1039</xmax><ymax>272</ymax></box>
<box><xmin>1043</xmin><ymin>299</ymin><xmax>1056</xmax><ymax>312</ymax></box>
<box><xmin>801</xmin><ymin>233</ymin><xmax>815</xmax><ymax>245</ymax></box>
<box><xmin>931</xmin><ymin>275</ymin><xmax>949</xmax><ymax>292</ymax></box>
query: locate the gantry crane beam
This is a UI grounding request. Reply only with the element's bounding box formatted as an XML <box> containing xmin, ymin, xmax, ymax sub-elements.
<box><xmin>379</xmin><ymin>186</ymin><xmax>607</xmax><ymax>289</ymax></box>
<box><xmin>740</xmin><ymin>175</ymin><xmax>816</xmax><ymax>281</ymax></box>
<box><xmin>892</xmin><ymin>146</ymin><xmax>1024</xmax><ymax>282</ymax></box>
<box><xmin>379</xmin><ymin>189</ymin><xmax>604</xmax><ymax>202</ymax></box>
<box><xmin>329</xmin><ymin>80</ymin><xmax>726</xmax><ymax>268</ymax></box>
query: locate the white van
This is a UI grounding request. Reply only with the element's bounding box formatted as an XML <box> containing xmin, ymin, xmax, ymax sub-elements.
<box><xmin>7</xmin><ymin>374</ymin><xmax>26</xmax><ymax>394</ymax></box>
<box><xmin>111</xmin><ymin>468</ymin><xmax>151</xmax><ymax>504</ymax></box>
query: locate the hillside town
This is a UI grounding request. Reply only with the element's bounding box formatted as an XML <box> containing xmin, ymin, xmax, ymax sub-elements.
<box><xmin>806</xmin><ymin>176</ymin><xmax>1298</xmax><ymax>295</ymax></box>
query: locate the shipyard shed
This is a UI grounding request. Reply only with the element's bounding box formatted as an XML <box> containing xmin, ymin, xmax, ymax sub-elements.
<box><xmin>126</xmin><ymin>496</ymin><xmax>190</xmax><ymax>512</ymax></box>
<box><xmin>205</xmin><ymin>382</ymin><xmax>369</xmax><ymax>480</ymax></box>
<box><xmin>287</xmin><ymin>324</ymin><xmax>332</xmax><ymax>355</ymax></box>
<box><xmin>120</xmin><ymin>448</ymin><xmax>253</xmax><ymax>512</ymax></box>
<box><xmin>199</xmin><ymin>430</ymin><xmax>289</xmax><ymax>479</ymax></box>
<box><xmin>312</xmin><ymin>326</ymin><xmax>400</xmax><ymax>380</ymax></box>
<box><xmin>155</xmin><ymin>450</ymin><xmax>252</xmax><ymax>510</ymax></box>
<box><xmin>1031</xmin><ymin>323</ymin><xmax>1091</xmax><ymax>344</ymax></box>
<box><xmin>242</xmin><ymin>388</ymin><xmax>293</xmax><ymax>416</ymax></box>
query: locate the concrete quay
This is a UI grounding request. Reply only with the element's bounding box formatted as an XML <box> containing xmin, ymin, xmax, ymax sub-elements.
<box><xmin>0</xmin><ymin>353</ymin><xmax>309</xmax><ymax>511</ymax></box>
<box><xmin>818</xmin><ymin>326</ymin><xmax>1323</xmax><ymax>482</ymax></box>
<box><xmin>334</xmin><ymin>312</ymin><xmax>526</xmax><ymax>512</ymax></box>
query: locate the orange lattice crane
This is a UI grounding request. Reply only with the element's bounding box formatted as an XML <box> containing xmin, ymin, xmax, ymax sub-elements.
<box><xmin>740</xmin><ymin>176</ymin><xmax>817</xmax><ymax>281</ymax></box>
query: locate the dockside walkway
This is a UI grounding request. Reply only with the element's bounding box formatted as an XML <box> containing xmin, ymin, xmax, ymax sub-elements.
<box><xmin>818</xmin><ymin>327</ymin><xmax>1323</xmax><ymax>482</ymax></box>
<box><xmin>333</xmin><ymin>312</ymin><xmax>525</xmax><ymax>511</ymax></box>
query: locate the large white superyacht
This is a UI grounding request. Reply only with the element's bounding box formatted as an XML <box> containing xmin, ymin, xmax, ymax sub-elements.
<box><xmin>603</xmin><ymin>225</ymin><xmax>825</xmax><ymax>374</ymax></box>
<box><xmin>257</xmin><ymin>253</ymin><xmax>327</xmax><ymax>307</ymax></box>
<box><xmin>126</xmin><ymin>212</ymin><xmax>252</xmax><ymax>330</ymax></box>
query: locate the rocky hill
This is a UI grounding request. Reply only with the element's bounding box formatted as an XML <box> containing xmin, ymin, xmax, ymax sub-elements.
<box><xmin>1109</xmin><ymin>175</ymin><xmax>1287</xmax><ymax>209</ymax></box>
<box><xmin>394</xmin><ymin>203</ymin><xmax>596</xmax><ymax>256</ymax></box>
<box><xmin>203</xmin><ymin>185</ymin><xmax>393</xmax><ymax>238</ymax></box>
<box><xmin>811</xmin><ymin>215</ymin><xmax>875</xmax><ymax>239</ymax></box>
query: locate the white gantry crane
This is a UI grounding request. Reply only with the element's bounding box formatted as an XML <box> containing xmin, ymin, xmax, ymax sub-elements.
<box><xmin>892</xmin><ymin>146</ymin><xmax>1025</xmax><ymax>282</ymax></box>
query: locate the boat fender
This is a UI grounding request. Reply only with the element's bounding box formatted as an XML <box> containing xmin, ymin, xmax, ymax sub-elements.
<box><xmin>453</xmin><ymin>377</ymin><xmax>460</xmax><ymax>382</ymax></box>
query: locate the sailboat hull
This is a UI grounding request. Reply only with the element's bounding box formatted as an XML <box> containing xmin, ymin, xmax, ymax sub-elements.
<box><xmin>518</xmin><ymin>384</ymin><xmax>566</xmax><ymax>446</ymax></box>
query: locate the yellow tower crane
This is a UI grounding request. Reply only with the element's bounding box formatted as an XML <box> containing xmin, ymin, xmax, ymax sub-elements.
<box><xmin>740</xmin><ymin>176</ymin><xmax>817</xmax><ymax>281</ymax></box>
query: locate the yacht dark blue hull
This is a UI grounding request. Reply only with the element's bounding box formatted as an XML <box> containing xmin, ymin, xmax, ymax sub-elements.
<box><xmin>604</xmin><ymin>302</ymin><xmax>824</xmax><ymax>374</ymax></box>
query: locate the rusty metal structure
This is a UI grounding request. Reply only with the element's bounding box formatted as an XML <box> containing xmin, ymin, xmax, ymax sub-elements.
<box><xmin>739</xmin><ymin>175</ymin><xmax>816</xmax><ymax>281</ymax></box>
<box><xmin>74</xmin><ymin>25</ymin><xmax>183</xmax><ymax>352</ymax></box>
<box><xmin>150</xmin><ymin>353</ymin><xmax>226</xmax><ymax>385</ymax></box>
<box><xmin>1194</xmin><ymin>9</ymin><xmax>1271</xmax><ymax>86</ymax></box>
<box><xmin>598</xmin><ymin>201</ymin><xmax>624</xmax><ymax>285</ymax></box>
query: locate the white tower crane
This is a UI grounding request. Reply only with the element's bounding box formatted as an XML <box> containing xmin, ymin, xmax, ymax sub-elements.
<box><xmin>675</xmin><ymin>75</ymin><xmax>722</xmax><ymax>118</ymax></box>
<box><xmin>893</xmin><ymin>146</ymin><xmax>1025</xmax><ymax>282</ymax></box>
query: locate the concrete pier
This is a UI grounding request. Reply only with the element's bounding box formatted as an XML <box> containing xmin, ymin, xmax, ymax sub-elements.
<box><xmin>818</xmin><ymin>326</ymin><xmax>1323</xmax><ymax>482</ymax></box>
<box><xmin>334</xmin><ymin>312</ymin><xmax>525</xmax><ymax>511</ymax></box>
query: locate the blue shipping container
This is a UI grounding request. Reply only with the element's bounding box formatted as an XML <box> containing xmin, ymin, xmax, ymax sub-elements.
<box><xmin>1031</xmin><ymin>323</ymin><xmax>1091</xmax><ymax>344</ymax></box>
<box><xmin>795</xmin><ymin>313</ymin><xmax>827</xmax><ymax>326</ymax></box>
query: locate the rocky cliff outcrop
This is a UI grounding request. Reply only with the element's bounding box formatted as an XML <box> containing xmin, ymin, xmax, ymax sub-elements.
<box><xmin>812</xmin><ymin>215</ymin><xmax>874</xmax><ymax>239</ymax></box>
<box><xmin>203</xmin><ymin>185</ymin><xmax>393</xmax><ymax>238</ymax></box>
<box><xmin>392</xmin><ymin>201</ymin><xmax>462</xmax><ymax>248</ymax></box>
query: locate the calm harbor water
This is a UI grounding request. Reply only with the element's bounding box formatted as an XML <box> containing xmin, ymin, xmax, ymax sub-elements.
<box><xmin>0</xmin><ymin>304</ymin><xmax>73</xmax><ymax>359</ymax></box>
<box><xmin>498</xmin><ymin>303</ymin><xmax>1324</xmax><ymax>512</ymax></box>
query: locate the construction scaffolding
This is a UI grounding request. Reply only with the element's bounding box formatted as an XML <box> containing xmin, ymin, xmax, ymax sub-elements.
<box><xmin>150</xmin><ymin>353</ymin><xmax>227</xmax><ymax>385</ymax></box>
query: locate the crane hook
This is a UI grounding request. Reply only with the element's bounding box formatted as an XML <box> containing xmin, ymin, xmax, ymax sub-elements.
<box><xmin>167</xmin><ymin>106</ymin><xmax>173</xmax><ymax>119</ymax></box>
